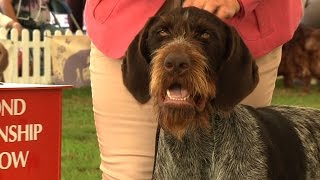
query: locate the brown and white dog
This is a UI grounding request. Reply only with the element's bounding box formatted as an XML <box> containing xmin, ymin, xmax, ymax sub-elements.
<box><xmin>278</xmin><ymin>24</ymin><xmax>320</xmax><ymax>92</ymax></box>
<box><xmin>0</xmin><ymin>43</ymin><xmax>8</xmax><ymax>82</ymax></box>
<box><xmin>122</xmin><ymin>7</ymin><xmax>320</xmax><ymax>180</ymax></box>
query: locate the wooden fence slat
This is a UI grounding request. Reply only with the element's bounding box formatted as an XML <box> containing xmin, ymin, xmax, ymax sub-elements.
<box><xmin>32</xmin><ymin>29</ymin><xmax>41</xmax><ymax>84</ymax></box>
<box><xmin>10</xmin><ymin>28</ymin><xmax>19</xmax><ymax>83</ymax></box>
<box><xmin>20</xmin><ymin>29</ymin><xmax>31</xmax><ymax>83</ymax></box>
<box><xmin>43</xmin><ymin>30</ymin><xmax>52</xmax><ymax>84</ymax></box>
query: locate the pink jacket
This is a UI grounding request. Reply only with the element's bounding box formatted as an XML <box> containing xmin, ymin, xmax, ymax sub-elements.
<box><xmin>84</xmin><ymin>0</ymin><xmax>303</xmax><ymax>59</ymax></box>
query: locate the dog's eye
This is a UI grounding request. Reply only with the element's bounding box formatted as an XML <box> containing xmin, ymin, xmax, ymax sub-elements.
<box><xmin>200</xmin><ymin>32</ymin><xmax>210</xmax><ymax>40</ymax></box>
<box><xmin>157</xmin><ymin>29</ymin><xmax>169</xmax><ymax>37</ymax></box>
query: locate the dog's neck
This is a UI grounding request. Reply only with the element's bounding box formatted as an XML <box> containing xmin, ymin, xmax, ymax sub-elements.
<box><xmin>157</xmin><ymin>124</ymin><xmax>215</xmax><ymax>177</ymax></box>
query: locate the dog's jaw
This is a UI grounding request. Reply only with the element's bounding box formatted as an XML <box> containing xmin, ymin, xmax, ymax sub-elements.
<box><xmin>153</xmin><ymin>75</ymin><xmax>213</xmax><ymax>139</ymax></box>
<box><xmin>160</xmin><ymin>83</ymin><xmax>208</xmax><ymax>112</ymax></box>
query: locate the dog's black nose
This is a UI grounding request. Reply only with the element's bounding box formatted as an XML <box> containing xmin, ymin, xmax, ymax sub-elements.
<box><xmin>164</xmin><ymin>53</ymin><xmax>191</xmax><ymax>74</ymax></box>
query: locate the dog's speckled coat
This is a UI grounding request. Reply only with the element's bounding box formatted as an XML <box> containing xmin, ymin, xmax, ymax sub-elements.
<box><xmin>122</xmin><ymin>7</ymin><xmax>320</xmax><ymax>180</ymax></box>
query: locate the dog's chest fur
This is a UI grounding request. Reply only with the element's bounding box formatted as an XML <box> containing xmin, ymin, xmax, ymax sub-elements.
<box><xmin>153</xmin><ymin>106</ymin><xmax>320</xmax><ymax>180</ymax></box>
<box><xmin>155</xmin><ymin>127</ymin><xmax>215</xmax><ymax>178</ymax></box>
<box><xmin>153</xmin><ymin>106</ymin><xmax>268</xmax><ymax>179</ymax></box>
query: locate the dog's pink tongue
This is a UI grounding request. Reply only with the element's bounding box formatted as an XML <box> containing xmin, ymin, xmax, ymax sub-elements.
<box><xmin>169</xmin><ymin>86</ymin><xmax>188</xmax><ymax>98</ymax></box>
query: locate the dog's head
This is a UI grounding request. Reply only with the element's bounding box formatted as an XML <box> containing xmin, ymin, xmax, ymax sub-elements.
<box><xmin>305</xmin><ymin>28</ymin><xmax>320</xmax><ymax>55</ymax></box>
<box><xmin>122</xmin><ymin>7</ymin><xmax>259</xmax><ymax>138</ymax></box>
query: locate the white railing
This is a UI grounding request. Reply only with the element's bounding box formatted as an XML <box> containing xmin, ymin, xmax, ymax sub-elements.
<box><xmin>0</xmin><ymin>28</ymin><xmax>89</xmax><ymax>85</ymax></box>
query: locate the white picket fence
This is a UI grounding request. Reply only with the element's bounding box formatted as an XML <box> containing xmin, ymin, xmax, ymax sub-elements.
<box><xmin>0</xmin><ymin>28</ymin><xmax>87</xmax><ymax>84</ymax></box>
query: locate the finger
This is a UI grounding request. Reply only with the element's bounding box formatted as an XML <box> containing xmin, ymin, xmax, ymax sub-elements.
<box><xmin>183</xmin><ymin>0</ymin><xmax>193</xmax><ymax>7</ymax></box>
<box><xmin>203</xmin><ymin>0</ymin><xmax>220</xmax><ymax>13</ymax></box>
<box><xmin>184</xmin><ymin>0</ymin><xmax>206</xmax><ymax>9</ymax></box>
<box><xmin>215</xmin><ymin>6</ymin><xmax>235</xmax><ymax>20</ymax></box>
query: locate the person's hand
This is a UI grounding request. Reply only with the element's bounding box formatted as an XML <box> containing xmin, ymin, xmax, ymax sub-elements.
<box><xmin>183</xmin><ymin>0</ymin><xmax>241</xmax><ymax>20</ymax></box>
<box><xmin>12</xmin><ymin>22</ymin><xmax>23</xmax><ymax>35</ymax></box>
<box><xmin>7</xmin><ymin>21</ymin><xmax>23</xmax><ymax>36</ymax></box>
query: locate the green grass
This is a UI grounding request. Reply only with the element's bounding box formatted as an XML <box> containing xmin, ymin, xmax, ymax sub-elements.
<box><xmin>272</xmin><ymin>79</ymin><xmax>320</xmax><ymax>108</ymax></box>
<box><xmin>61</xmin><ymin>80</ymin><xmax>319</xmax><ymax>179</ymax></box>
<box><xmin>62</xmin><ymin>87</ymin><xmax>100</xmax><ymax>180</ymax></box>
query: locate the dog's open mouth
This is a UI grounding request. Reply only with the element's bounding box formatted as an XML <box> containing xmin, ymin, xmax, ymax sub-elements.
<box><xmin>162</xmin><ymin>83</ymin><xmax>206</xmax><ymax>111</ymax></box>
<box><xmin>165</xmin><ymin>83</ymin><xmax>191</xmax><ymax>104</ymax></box>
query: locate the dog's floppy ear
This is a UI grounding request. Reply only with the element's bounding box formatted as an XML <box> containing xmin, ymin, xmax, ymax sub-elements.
<box><xmin>121</xmin><ymin>17</ymin><xmax>156</xmax><ymax>104</ymax></box>
<box><xmin>214</xmin><ymin>27</ymin><xmax>259</xmax><ymax>110</ymax></box>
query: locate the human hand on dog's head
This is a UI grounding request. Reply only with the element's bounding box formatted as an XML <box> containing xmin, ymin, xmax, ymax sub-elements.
<box><xmin>183</xmin><ymin>0</ymin><xmax>241</xmax><ymax>20</ymax></box>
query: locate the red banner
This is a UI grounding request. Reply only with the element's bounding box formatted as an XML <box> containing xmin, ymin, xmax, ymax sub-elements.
<box><xmin>0</xmin><ymin>83</ymin><xmax>71</xmax><ymax>180</ymax></box>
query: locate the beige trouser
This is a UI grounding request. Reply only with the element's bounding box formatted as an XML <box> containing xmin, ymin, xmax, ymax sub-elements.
<box><xmin>90</xmin><ymin>44</ymin><xmax>157</xmax><ymax>180</ymax></box>
<box><xmin>89</xmin><ymin>44</ymin><xmax>282</xmax><ymax>179</ymax></box>
<box><xmin>241</xmin><ymin>46</ymin><xmax>282</xmax><ymax>107</ymax></box>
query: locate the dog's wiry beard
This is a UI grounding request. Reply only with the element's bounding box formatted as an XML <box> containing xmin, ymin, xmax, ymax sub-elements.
<box><xmin>156</xmin><ymin>103</ymin><xmax>212</xmax><ymax>140</ymax></box>
<box><xmin>150</xmin><ymin>38</ymin><xmax>216</xmax><ymax>139</ymax></box>
<box><xmin>150</xmin><ymin>37</ymin><xmax>217</xmax><ymax>102</ymax></box>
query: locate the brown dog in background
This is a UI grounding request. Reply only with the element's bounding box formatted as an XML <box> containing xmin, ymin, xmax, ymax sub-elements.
<box><xmin>0</xmin><ymin>43</ymin><xmax>8</xmax><ymax>82</ymax></box>
<box><xmin>278</xmin><ymin>24</ymin><xmax>320</xmax><ymax>92</ymax></box>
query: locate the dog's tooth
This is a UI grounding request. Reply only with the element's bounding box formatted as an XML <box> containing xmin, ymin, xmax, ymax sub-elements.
<box><xmin>166</xmin><ymin>89</ymin><xmax>172</xmax><ymax>99</ymax></box>
<box><xmin>166</xmin><ymin>89</ymin><xmax>190</xmax><ymax>101</ymax></box>
<box><xmin>182</xmin><ymin>95</ymin><xmax>189</xmax><ymax>101</ymax></box>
